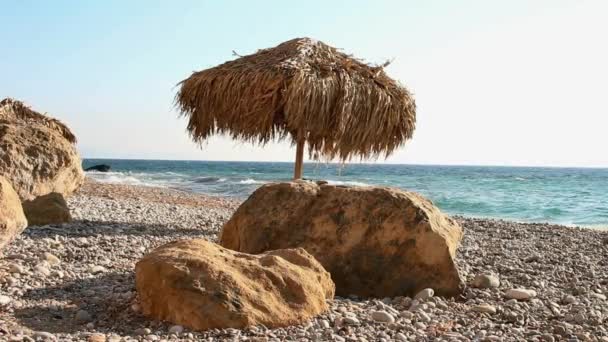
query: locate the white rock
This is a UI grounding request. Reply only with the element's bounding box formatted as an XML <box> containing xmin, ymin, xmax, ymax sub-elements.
<box><xmin>395</xmin><ymin>333</ymin><xmax>408</xmax><ymax>342</ymax></box>
<box><xmin>472</xmin><ymin>274</ymin><xmax>500</xmax><ymax>288</ymax></box>
<box><xmin>89</xmin><ymin>265</ymin><xmax>106</xmax><ymax>274</ymax></box>
<box><xmin>0</xmin><ymin>295</ymin><xmax>11</xmax><ymax>305</ymax></box>
<box><xmin>591</xmin><ymin>293</ymin><xmax>607</xmax><ymax>300</ymax></box>
<box><xmin>34</xmin><ymin>265</ymin><xmax>51</xmax><ymax>276</ymax></box>
<box><xmin>32</xmin><ymin>331</ymin><xmax>56</xmax><ymax>341</ymax></box>
<box><xmin>342</xmin><ymin>316</ymin><xmax>360</xmax><ymax>325</ymax></box>
<box><xmin>43</xmin><ymin>252</ymin><xmax>61</xmax><ymax>265</ymax></box>
<box><xmin>370</xmin><ymin>310</ymin><xmax>395</xmax><ymax>323</ymax></box>
<box><xmin>168</xmin><ymin>325</ymin><xmax>184</xmax><ymax>334</ymax></box>
<box><xmin>8</xmin><ymin>263</ymin><xmax>25</xmax><ymax>274</ymax></box>
<box><xmin>414</xmin><ymin>288</ymin><xmax>434</xmax><ymax>301</ymax></box>
<box><xmin>505</xmin><ymin>288</ymin><xmax>537</xmax><ymax>300</ymax></box>
<box><xmin>472</xmin><ymin>303</ymin><xmax>497</xmax><ymax>314</ymax></box>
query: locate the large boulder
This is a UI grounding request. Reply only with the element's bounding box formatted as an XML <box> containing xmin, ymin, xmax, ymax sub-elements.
<box><xmin>220</xmin><ymin>182</ymin><xmax>464</xmax><ymax>298</ymax></box>
<box><xmin>0</xmin><ymin>98</ymin><xmax>84</xmax><ymax>201</ymax></box>
<box><xmin>22</xmin><ymin>192</ymin><xmax>72</xmax><ymax>226</ymax></box>
<box><xmin>0</xmin><ymin>177</ymin><xmax>28</xmax><ymax>251</ymax></box>
<box><xmin>135</xmin><ymin>239</ymin><xmax>335</xmax><ymax>330</ymax></box>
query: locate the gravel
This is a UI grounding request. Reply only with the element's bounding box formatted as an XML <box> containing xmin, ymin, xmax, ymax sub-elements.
<box><xmin>0</xmin><ymin>181</ymin><xmax>607</xmax><ymax>341</ymax></box>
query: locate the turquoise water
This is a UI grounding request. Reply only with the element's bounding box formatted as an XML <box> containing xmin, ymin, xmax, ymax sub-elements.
<box><xmin>83</xmin><ymin>159</ymin><xmax>608</xmax><ymax>228</ymax></box>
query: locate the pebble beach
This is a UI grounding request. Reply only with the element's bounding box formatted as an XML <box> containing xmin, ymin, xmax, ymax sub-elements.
<box><xmin>1</xmin><ymin>179</ymin><xmax>607</xmax><ymax>342</ymax></box>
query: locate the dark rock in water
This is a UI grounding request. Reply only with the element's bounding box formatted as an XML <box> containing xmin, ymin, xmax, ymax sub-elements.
<box><xmin>22</xmin><ymin>192</ymin><xmax>71</xmax><ymax>226</ymax></box>
<box><xmin>85</xmin><ymin>164</ymin><xmax>111</xmax><ymax>172</ymax></box>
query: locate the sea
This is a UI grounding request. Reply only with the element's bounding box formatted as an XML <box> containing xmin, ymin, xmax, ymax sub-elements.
<box><xmin>83</xmin><ymin>159</ymin><xmax>608</xmax><ymax>228</ymax></box>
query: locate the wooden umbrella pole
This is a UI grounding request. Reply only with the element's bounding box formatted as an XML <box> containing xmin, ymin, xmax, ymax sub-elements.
<box><xmin>294</xmin><ymin>138</ymin><xmax>305</xmax><ymax>180</ymax></box>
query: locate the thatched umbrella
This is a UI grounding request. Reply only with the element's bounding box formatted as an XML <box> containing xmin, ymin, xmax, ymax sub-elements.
<box><xmin>176</xmin><ymin>38</ymin><xmax>416</xmax><ymax>180</ymax></box>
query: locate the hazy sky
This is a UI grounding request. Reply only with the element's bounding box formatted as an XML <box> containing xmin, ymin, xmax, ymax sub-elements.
<box><xmin>2</xmin><ymin>1</ymin><xmax>607</xmax><ymax>167</ymax></box>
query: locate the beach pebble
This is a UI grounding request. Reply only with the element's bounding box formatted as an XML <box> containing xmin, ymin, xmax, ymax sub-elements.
<box><xmin>8</xmin><ymin>263</ymin><xmax>25</xmax><ymax>274</ymax></box>
<box><xmin>472</xmin><ymin>273</ymin><xmax>500</xmax><ymax>288</ymax></box>
<box><xmin>370</xmin><ymin>310</ymin><xmax>395</xmax><ymax>323</ymax></box>
<box><xmin>505</xmin><ymin>288</ymin><xmax>537</xmax><ymax>300</ymax></box>
<box><xmin>34</xmin><ymin>264</ymin><xmax>51</xmax><ymax>276</ymax></box>
<box><xmin>168</xmin><ymin>325</ymin><xmax>184</xmax><ymax>334</ymax></box>
<box><xmin>88</xmin><ymin>333</ymin><xmax>106</xmax><ymax>342</ymax></box>
<box><xmin>75</xmin><ymin>309</ymin><xmax>93</xmax><ymax>323</ymax></box>
<box><xmin>43</xmin><ymin>252</ymin><xmax>60</xmax><ymax>265</ymax></box>
<box><xmin>342</xmin><ymin>316</ymin><xmax>360</xmax><ymax>325</ymax></box>
<box><xmin>134</xmin><ymin>328</ymin><xmax>152</xmax><ymax>336</ymax></box>
<box><xmin>414</xmin><ymin>288</ymin><xmax>434</xmax><ymax>301</ymax></box>
<box><xmin>32</xmin><ymin>331</ymin><xmax>56</xmax><ymax>341</ymax></box>
<box><xmin>0</xmin><ymin>295</ymin><xmax>11</xmax><ymax>305</ymax></box>
<box><xmin>88</xmin><ymin>265</ymin><xmax>106</xmax><ymax>274</ymax></box>
<box><xmin>472</xmin><ymin>303</ymin><xmax>497</xmax><ymax>314</ymax></box>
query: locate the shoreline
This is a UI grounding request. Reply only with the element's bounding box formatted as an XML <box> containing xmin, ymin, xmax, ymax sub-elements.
<box><xmin>1</xmin><ymin>180</ymin><xmax>607</xmax><ymax>341</ymax></box>
<box><xmin>88</xmin><ymin>176</ymin><xmax>608</xmax><ymax>231</ymax></box>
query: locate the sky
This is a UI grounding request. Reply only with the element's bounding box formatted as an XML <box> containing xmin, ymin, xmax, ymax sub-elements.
<box><xmin>1</xmin><ymin>0</ymin><xmax>607</xmax><ymax>167</ymax></box>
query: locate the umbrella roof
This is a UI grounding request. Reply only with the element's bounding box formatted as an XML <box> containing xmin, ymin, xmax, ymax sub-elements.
<box><xmin>176</xmin><ymin>37</ymin><xmax>416</xmax><ymax>161</ymax></box>
<box><xmin>0</xmin><ymin>98</ymin><xmax>77</xmax><ymax>144</ymax></box>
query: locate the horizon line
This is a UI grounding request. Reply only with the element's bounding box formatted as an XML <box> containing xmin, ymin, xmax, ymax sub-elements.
<box><xmin>81</xmin><ymin>157</ymin><xmax>608</xmax><ymax>170</ymax></box>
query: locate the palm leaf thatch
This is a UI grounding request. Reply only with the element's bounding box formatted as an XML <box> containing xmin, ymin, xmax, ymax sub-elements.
<box><xmin>0</xmin><ymin>98</ymin><xmax>77</xmax><ymax>143</ymax></box>
<box><xmin>176</xmin><ymin>38</ymin><xmax>416</xmax><ymax>162</ymax></box>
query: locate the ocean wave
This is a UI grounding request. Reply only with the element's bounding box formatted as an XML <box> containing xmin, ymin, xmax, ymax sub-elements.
<box><xmin>194</xmin><ymin>176</ymin><xmax>224</xmax><ymax>184</ymax></box>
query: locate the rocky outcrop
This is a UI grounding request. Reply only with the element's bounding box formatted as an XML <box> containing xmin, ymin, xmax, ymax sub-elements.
<box><xmin>0</xmin><ymin>177</ymin><xmax>28</xmax><ymax>251</ymax></box>
<box><xmin>220</xmin><ymin>181</ymin><xmax>464</xmax><ymax>298</ymax></box>
<box><xmin>135</xmin><ymin>239</ymin><xmax>335</xmax><ymax>330</ymax></box>
<box><xmin>0</xmin><ymin>98</ymin><xmax>84</xmax><ymax>201</ymax></box>
<box><xmin>22</xmin><ymin>193</ymin><xmax>72</xmax><ymax>226</ymax></box>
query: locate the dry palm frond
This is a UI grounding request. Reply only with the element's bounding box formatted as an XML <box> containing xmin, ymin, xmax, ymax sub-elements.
<box><xmin>0</xmin><ymin>98</ymin><xmax>77</xmax><ymax>144</ymax></box>
<box><xmin>176</xmin><ymin>37</ymin><xmax>416</xmax><ymax>161</ymax></box>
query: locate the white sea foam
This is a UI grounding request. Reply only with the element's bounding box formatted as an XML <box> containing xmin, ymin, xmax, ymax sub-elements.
<box><xmin>238</xmin><ymin>178</ymin><xmax>263</xmax><ymax>184</ymax></box>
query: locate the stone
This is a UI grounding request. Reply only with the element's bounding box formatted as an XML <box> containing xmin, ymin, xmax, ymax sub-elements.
<box><xmin>89</xmin><ymin>265</ymin><xmax>106</xmax><ymax>274</ymax></box>
<box><xmin>0</xmin><ymin>294</ymin><xmax>11</xmax><ymax>305</ymax></box>
<box><xmin>370</xmin><ymin>310</ymin><xmax>395</xmax><ymax>323</ymax></box>
<box><xmin>472</xmin><ymin>274</ymin><xmax>500</xmax><ymax>289</ymax></box>
<box><xmin>342</xmin><ymin>317</ymin><xmax>360</xmax><ymax>325</ymax></box>
<box><xmin>472</xmin><ymin>304</ymin><xmax>497</xmax><ymax>314</ymax></box>
<box><xmin>0</xmin><ymin>176</ymin><xmax>28</xmax><ymax>251</ymax></box>
<box><xmin>135</xmin><ymin>239</ymin><xmax>335</xmax><ymax>330</ymax></box>
<box><xmin>88</xmin><ymin>334</ymin><xmax>106</xmax><ymax>342</ymax></box>
<box><xmin>0</xmin><ymin>98</ymin><xmax>84</xmax><ymax>201</ymax></box>
<box><xmin>75</xmin><ymin>309</ymin><xmax>92</xmax><ymax>323</ymax></box>
<box><xmin>34</xmin><ymin>265</ymin><xmax>51</xmax><ymax>276</ymax></box>
<box><xmin>414</xmin><ymin>288</ymin><xmax>434</xmax><ymax>301</ymax></box>
<box><xmin>168</xmin><ymin>325</ymin><xmax>184</xmax><ymax>334</ymax></box>
<box><xmin>134</xmin><ymin>328</ymin><xmax>151</xmax><ymax>336</ymax></box>
<box><xmin>505</xmin><ymin>288</ymin><xmax>537</xmax><ymax>300</ymax></box>
<box><xmin>22</xmin><ymin>193</ymin><xmax>72</xmax><ymax>226</ymax></box>
<box><xmin>32</xmin><ymin>331</ymin><xmax>56</xmax><ymax>341</ymax></box>
<box><xmin>43</xmin><ymin>252</ymin><xmax>60</xmax><ymax>265</ymax></box>
<box><xmin>8</xmin><ymin>263</ymin><xmax>25</xmax><ymax>274</ymax></box>
<box><xmin>220</xmin><ymin>182</ymin><xmax>464</xmax><ymax>297</ymax></box>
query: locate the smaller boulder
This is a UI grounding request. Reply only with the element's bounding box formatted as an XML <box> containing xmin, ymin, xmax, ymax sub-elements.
<box><xmin>22</xmin><ymin>193</ymin><xmax>71</xmax><ymax>226</ymax></box>
<box><xmin>0</xmin><ymin>177</ymin><xmax>28</xmax><ymax>251</ymax></box>
<box><xmin>135</xmin><ymin>239</ymin><xmax>335</xmax><ymax>331</ymax></box>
